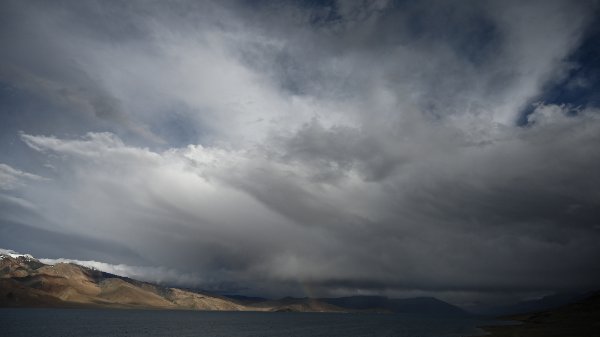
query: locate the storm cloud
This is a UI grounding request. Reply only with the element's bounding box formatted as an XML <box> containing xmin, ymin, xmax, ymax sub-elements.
<box><xmin>1</xmin><ymin>0</ymin><xmax>600</xmax><ymax>307</ymax></box>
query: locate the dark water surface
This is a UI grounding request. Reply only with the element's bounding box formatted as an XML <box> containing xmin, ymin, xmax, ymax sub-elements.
<box><xmin>0</xmin><ymin>308</ymin><xmax>488</xmax><ymax>337</ymax></box>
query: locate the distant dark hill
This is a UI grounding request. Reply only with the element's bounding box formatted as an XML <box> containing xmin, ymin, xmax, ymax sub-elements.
<box><xmin>476</xmin><ymin>292</ymin><xmax>589</xmax><ymax>316</ymax></box>
<box><xmin>247</xmin><ymin>297</ymin><xmax>348</xmax><ymax>312</ymax></box>
<box><xmin>483</xmin><ymin>291</ymin><xmax>600</xmax><ymax>337</ymax></box>
<box><xmin>322</xmin><ymin>296</ymin><xmax>469</xmax><ymax>316</ymax></box>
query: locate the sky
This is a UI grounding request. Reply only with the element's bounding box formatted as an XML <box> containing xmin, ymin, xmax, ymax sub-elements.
<box><xmin>1</xmin><ymin>0</ymin><xmax>600</xmax><ymax>309</ymax></box>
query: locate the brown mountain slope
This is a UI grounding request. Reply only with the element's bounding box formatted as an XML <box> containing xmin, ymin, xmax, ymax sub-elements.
<box><xmin>483</xmin><ymin>291</ymin><xmax>600</xmax><ymax>337</ymax></box>
<box><xmin>0</xmin><ymin>253</ymin><xmax>358</xmax><ymax>313</ymax></box>
<box><xmin>0</xmin><ymin>254</ymin><xmax>258</xmax><ymax>311</ymax></box>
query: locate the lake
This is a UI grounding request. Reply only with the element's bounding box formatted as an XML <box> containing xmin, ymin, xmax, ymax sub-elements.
<box><xmin>0</xmin><ymin>308</ymin><xmax>489</xmax><ymax>337</ymax></box>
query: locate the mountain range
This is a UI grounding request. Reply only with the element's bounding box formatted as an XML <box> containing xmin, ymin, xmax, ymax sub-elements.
<box><xmin>0</xmin><ymin>251</ymin><xmax>467</xmax><ymax>315</ymax></box>
<box><xmin>4</xmin><ymin>250</ymin><xmax>600</xmax><ymax>336</ymax></box>
<box><xmin>474</xmin><ymin>291</ymin><xmax>591</xmax><ymax>316</ymax></box>
<box><xmin>321</xmin><ymin>296</ymin><xmax>467</xmax><ymax>316</ymax></box>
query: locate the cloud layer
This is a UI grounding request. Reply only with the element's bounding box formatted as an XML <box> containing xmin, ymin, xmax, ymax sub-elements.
<box><xmin>1</xmin><ymin>0</ymin><xmax>600</xmax><ymax>306</ymax></box>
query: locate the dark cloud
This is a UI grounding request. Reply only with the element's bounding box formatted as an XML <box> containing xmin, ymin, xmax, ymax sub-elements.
<box><xmin>1</xmin><ymin>0</ymin><xmax>600</xmax><ymax>308</ymax></box>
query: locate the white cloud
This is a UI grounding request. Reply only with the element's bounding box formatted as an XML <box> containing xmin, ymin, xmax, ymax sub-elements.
<box><xmin>0</xmin><ymin>163</ymin><xmax>46</xmax><ymax>190</ymax></box>
<box><xmin>0</xmin><ymin>248</ymin><xmax>35</xmax><ymax>259</ymax></box>
<box><xmin>13</xmin><ymin>100</ymin><xmax>600</xmax><ymax>298</ymax></box>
